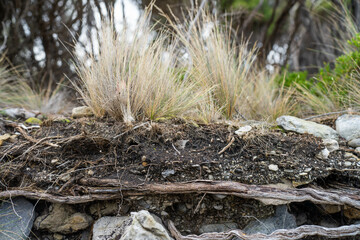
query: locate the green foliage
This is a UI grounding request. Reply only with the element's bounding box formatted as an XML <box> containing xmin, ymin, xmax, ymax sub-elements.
<box><xmin>279</xmin><ymin>70</ymin><xmax>309</xmax><ymax>88</ymax></box>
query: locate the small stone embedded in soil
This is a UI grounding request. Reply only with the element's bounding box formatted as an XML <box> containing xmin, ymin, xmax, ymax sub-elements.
<box><xmin>235</xmin><ymin>125</ymin><xmax>252</xmax><ymax>136</ymax></box>
<box><xmin>162</xmin><ymin>169</ymin><xmax>175</xmax><ymax>178</ymax></box>
<box><xmin>322</xmin><ymin>139</ymin><xmax>339</xmax><ymax>152</ymax></box>
<box><xmin>355</xmin><ymin>147</ymin><xmax>360</xmax><ymax>154</ymax></box>
<box><xmin>344</xmin><ymin>152</ymin><xmax>358</xmax><ymax>160</ymax></box>
<box><xmin>316</xmin><ymin>148</ymin><xmax>330</xmax><ymax>160</ymax></box>
<box><xmin>344</xmin><ymin>161</ymin><xmax>352</xmax><ymax>167</ymax></box>
<box><xmin>348</xmin><ymin>138</ymin><xmax>360</xmax><ymax>148</ymax></box>
<box><xmin>174</xmin><ymin>139</ymin><xmax>189</xmax><ymax>149</ymax></box>
<box><xmin>213</xmin><ymin>204</ymin><xmax>223</xmax><ymax>210</ymax></box>
<box><xmin>268</xmin><ymin>164</ymin><xmax>279</xmax><ymax>171</ymax></box>
<box><xmin>212</xmin><ymin>194</ymin><xmax>227</xmax><ymax>200</ymax></box>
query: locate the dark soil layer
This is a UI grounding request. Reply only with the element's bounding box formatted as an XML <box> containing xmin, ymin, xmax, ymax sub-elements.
<box><xmin>1</xmin><ymin>117</ymin><xmax>360</xmax><ymax>239</ymax></box>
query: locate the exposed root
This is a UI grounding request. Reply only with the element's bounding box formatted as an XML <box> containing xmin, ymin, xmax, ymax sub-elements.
<box><xmin>168</xmin><ymin>220</ymin><xmax>360</xmax><ymax>240</ymax></box>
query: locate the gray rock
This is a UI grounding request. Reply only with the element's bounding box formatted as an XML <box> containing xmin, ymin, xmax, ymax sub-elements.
<box><xmin>161</xmin><ymin>169</ymin><xmax>175</xmax><ymax>178</ymax></box>
<box><xmin>276</xmin><ymin>116</ymin><xmax>338</xmax><ymax>139</ymax></box>
<box><xmin>34</xmin><ymin>203</ymin><xmax>93</xmax><ymax>234</ymax></box>
<box><xmin>0</xmin><ymin>197</ymin><xmax>35</xmax><ymax>240</ymax></box>
<box><xmin>243</xmin><ymin>205</ymin><xmax>296</xmax><ymax>235</ymax></box>
<box><xmin>120</xmin><ymin>210</ymin><xmax>173</xmax><ymax>240</ymax></box>
<box><xmin>355</xmin><ymin>147</ymin><xmax>360</xmax><ymax>154</ymax></box>
<box><xmin>316</xmin><ymin>148</ymin><xmax>330</xmax><ymax>160</ymax></box>
<box><xmin>199</xmin><ymin>223</ymin><xmax>238</xmax><ymax>234</ymax></box>
<box><xmin>3</xmin><ymin>108</ymin><xmax>36</xmax><ymax>119</ymax></box>
<box><xmin>349</xmin><ymin>138</ymin><xmax>360</xmax><ymax>148</ymax></box>
<box><xmin>336</xmin><ymin>114</ymin><xmax>360</xmax><ymax>141</ymax></box>
<box><xmin>72</xmin><ymin>106</ymin><xmax>94</xmax><ymax>118</ymax></box>
<box><xmin>92</xmin><ymin>216</ymin><xmax>130</xmax><ymax>240</ymax></box>
<box><xmin>322</xmin><ymin>139</ymin><xmax>339</xmax><ymax>152</ymax></box>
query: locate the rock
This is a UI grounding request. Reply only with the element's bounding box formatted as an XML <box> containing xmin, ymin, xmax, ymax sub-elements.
<box><xmin>336</xmin><ymin>114</ymin><xmax>360</xmax><ymax>141</ymax></box>
<box><xmin>212</xmin><ymin>194</ymin><xmax>227</xmax><ymax>200</ymax></box>
<box><xmin>322</xmin><ymin>204</ymin><xmax>341</xmax><ymax>214</ymax></box>
<box><xmin>243</xmin><ymin>205</ymin><xmax>296</xmax><ymax>235</ymax></box>
<box><xmin>316</xmin><ymin>148</ymin><xmax>330</xmax><ymax>160</ymax></box>
<box><xmin>162</xmin><ymin>169</ymin><xmax>175</xmax><ymax>178</ymax></box>
<box><xmin>344</xmin><ymin>206</ymin><xmax>360</xmax><ymax>219</ymax></box>
<box><xmin>344</xmin><ymin>152</ymin><xmax>358</xmax><ymax>161</ymax></box>
<box><xmin>276</xmin><ymin>115</ymin><xmax>338</xmax><ymax>139</ymax></box>
<box><xmin>199</xmin><ymin>223</ymin><xmax>238</xmax><ymax>234</ymax></box>
<box><xmin>34</xmin><ymin>203</ymin><xmax>93</xmax><ymax>234</ymax></box>
<box><xmin>2</xmin><ymin>108</ymin><xmax>36</xmax><ymax>119</ymax></box>
<box><xmin>356</xmin><ymin>147</ymin><xmax>360</xmax><ymax>154</ymax></box>
<box><xmin>322</xmin><ymin>139</ymin><xmax>339</xmax><ymax>152</ymax></box>
<box><xmin>72</xmin><ymin>106</ymin><xmax>94</xmax><ymax>118</ymax></box>
<box><xmin>348</xmin><ymin>138</ymin><xmax>360</xmax><ymax>148</ymax></box>
<box><xmin>235</xmin><ymin>125</ymin><xmax>252</xmax><ymax>136</ymax></box>
<box><xmin>0</xmin><ymin>197</ymin><xmax>35</xmax><ymax>240</ymax></box>
<box><xmin>120</xmin><ymin>210</ymin><xmax>173</xmax><ymax>240</ymax></box>
<box><xmin>268</xmin><ymin>164</ymin><xmax>279</xmax><ymax>171</ymax></box>
<box><xmin>344</xmin><ymin>161</ymin><xmax>352</xmax><ymax>167</ymax></box>
<box><xmin>213</xmin><ymin>204</ymin><xmax>223</xmax><ymax>210</ymax></box>
<box><xmin>92</xmin><ymin>216</ymin><xmax>130</xmax><ymax>240</ymax></box>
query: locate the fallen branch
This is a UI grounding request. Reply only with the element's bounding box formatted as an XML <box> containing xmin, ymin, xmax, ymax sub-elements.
<box><xmin>168</xmin><ymin>220</ymin><xmax>360</xmax><ymax>240</ymax></box>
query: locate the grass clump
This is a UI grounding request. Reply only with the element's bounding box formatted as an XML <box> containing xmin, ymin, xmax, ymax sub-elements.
<box><xmin>74</xmin><ymin>10</ymin><xmax>204</xmax><ymax>123</ymax></box>
<box><xmin>166</xmin><ymin>11</ymin><xmax>296</xmax><ymax>122</ymax></box>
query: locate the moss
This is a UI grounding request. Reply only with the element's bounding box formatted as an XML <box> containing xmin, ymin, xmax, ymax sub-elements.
<box><xmin>25</xmin><ymin>117</ymin><xmax>43</xmax><ymax>125</ymax></box>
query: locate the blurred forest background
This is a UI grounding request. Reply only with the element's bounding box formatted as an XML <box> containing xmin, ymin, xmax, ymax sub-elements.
<box><xmin>0</xmin><ymin>0</ymin><xmax>359</xmax><ymax>120</ymax></box>
<box><xmin>1</xmin><ymin>0</ymin><xmax>359</xmax><ymax>84</ymax></box>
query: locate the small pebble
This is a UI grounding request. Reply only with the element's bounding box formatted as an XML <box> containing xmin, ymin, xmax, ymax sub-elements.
<box><xmin>344</xmin><ymin>152</ymin><xmax>358</xmax><ymax>160</ymax></box>
<box><xmin>268</xmin><ymin>164</ymin><xmax>279</xmax><ymax>171</ymax></box>
<box><xmin>213</xmin><ymin>204</ymin><xmax>223</xmax><ymax>210</ymax></box>
<box><xmin>355</xmin><ymin>147</ymin><xmax>360</xmax><ymax>154</ymax></box>
<box><xmin>299</xmin><ymin>172</ymin><xmax>308</xmax><ymax>176</ymax></box>
<box><xmin>304</xmin><ymin>168</ymin><xmax>312</xmax><ymax>172</ymax></box>
<box><xmin>208</xmin><ymin>175</ymin><xmax>214</xmax><ymax>180</ymax></box>
<box><xmin>344</xmin><ymin>161</ymin><xmax>352</xmax><ymax>167</ymax></box>
<box><xmin>317</xmin><ymin>148</ymin><xmax>330</xmax><ymax>160</ymax></box>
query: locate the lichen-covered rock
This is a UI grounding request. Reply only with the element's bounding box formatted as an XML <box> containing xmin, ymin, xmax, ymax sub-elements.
<box><xmin>34</xmin><ymin>203</ymin><xmax>93</xmax><ymax>234</ymax></box>
<box><xmin>336</xmin><ymin>114</ymin><xmax>360</xmax><ymax>141</ymax></box>
<box><xmin>276</xmin><ymin>116</ymin><xmax>338</xmax><ymax>139</ymax></box>
<box><xmin>71</xmin><ymin>106</ymin><xmax>94</xmax><ymax>118</ymax></box>
<box><xmin>92</xmin><ymin>210</ymin><xmax>172</xmax><ymax>240</ymax></box>
<box><xmin>92</xmin><ymin>216</ymin><xmax>130</xmax><ymax>240</ymax></box>
<box><xmin>121</xmin><ymin>210</ymin><xmax>173</xmax><ymax>240</ymax></box>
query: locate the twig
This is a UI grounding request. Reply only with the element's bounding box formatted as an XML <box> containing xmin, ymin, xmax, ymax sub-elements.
<box><xmin>218</xmin><ymin>137</ymin><xmax>235</xmax><ymax>154</ymax></box>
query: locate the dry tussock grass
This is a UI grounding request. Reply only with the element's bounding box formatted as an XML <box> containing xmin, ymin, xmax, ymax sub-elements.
<box><xmin>74</xmin><ymin>12</ymin><xmax>205</xmax><ymax>123</ymax></box>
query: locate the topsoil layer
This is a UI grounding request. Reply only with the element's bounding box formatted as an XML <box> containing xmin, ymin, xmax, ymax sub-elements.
<box><xmin>0</xmin><ymin>116</ymin><xmax>360</xmax><ymax>238</ymax></box>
